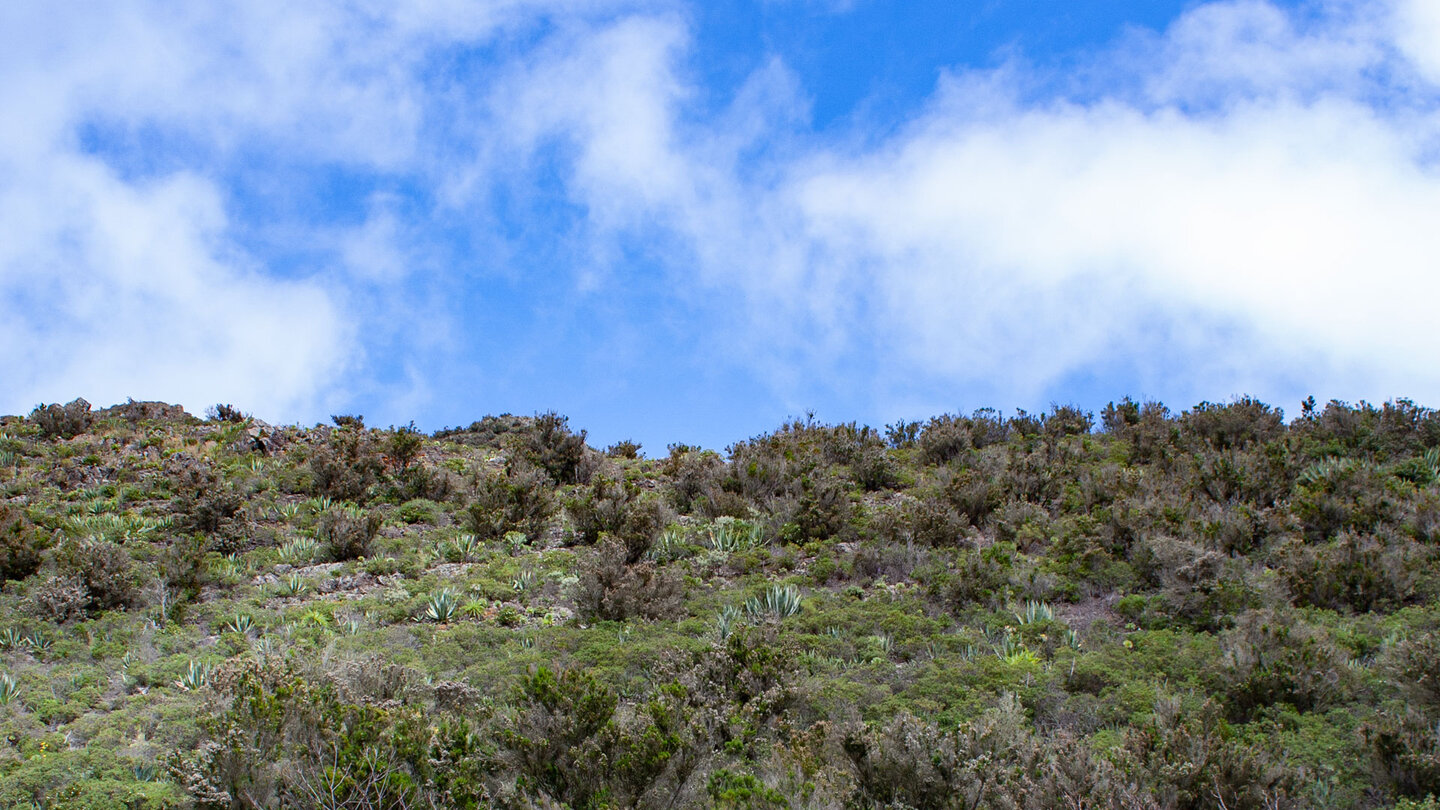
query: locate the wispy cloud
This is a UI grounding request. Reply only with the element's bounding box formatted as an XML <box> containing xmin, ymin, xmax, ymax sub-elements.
<box><xmin>3</xmin><ymin>0</ymin><xmax>1437</xmax><ymax>429</ymax></box>
<box><xmin>482</xmin><ymin>0</ymin><xmax>1440</xmax><ymax>414</ymax></box>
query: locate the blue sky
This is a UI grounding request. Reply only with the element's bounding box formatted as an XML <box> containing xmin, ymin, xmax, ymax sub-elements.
<box><xmin>4</xmin><ymin>0</ymin><xmax>1440</xmax><ymax>452</ymax></box>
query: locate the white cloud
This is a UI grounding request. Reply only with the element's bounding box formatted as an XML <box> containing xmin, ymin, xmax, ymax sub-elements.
<box><xmin>481</xmin><ymin>0</ymin><xmax>1440</xmax><ymax>412</ymax></box>
<box><xmin>6</xmin><ymin>0</ymin><xmax>1440</xmax><ymax>424</ymax></box>
<box><xmin>0</xmin><ymin>0</ymin><xmax>630</xmax><ymax>420</ymax></box>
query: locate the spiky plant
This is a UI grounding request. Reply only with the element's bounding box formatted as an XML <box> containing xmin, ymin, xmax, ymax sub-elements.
<box><xmin>745</xmin><ymin>584</ymin><xmax>803</xmax><ymax>621</ymax></box>
<box><xmin>278</xmin><ymin>537</ymin><xmax>318</xmax><ymax>566</ymax></box>
<box><xmin>646</xmin><ymin>526</ymin><xmax>690</xmax><ymax>563</ymax></box>
<box><xmin>278</xmin><ymin>574</ymin><xmax>308</xmax><ymax>597</ymax></box>
<box><xmin>175</xmin><ymin>660</ymin><xmax>213</xmax><ymax>691</ymax></box>
<box><xmin>707</xmin><ymin>518</ymin><xmax>765</xmax><ymax>554</ymax></box>
<box><xmin>0</xmin><ymin>628</ymin><xmax>26</xmax><ymax>651</ymax></box>
<box><xmin>446</xmin><ymin>533</ymin><xmax>482</xmax><ymax>563</ymax></box>
<box><xmin>1015</xmin><ymin>600</ymin><xmax>1054</xmax><ymax>625</ymax></box>
<box><xmin>421</xmin><ymin>588</ymin><xmax>459</xmax><ymax>623</ymax></box>
<box><xmin>225</xmin><ymin>613</ymin><xmax>255</xmax><ymax>635</ymax></box>
<box><xmin>511</xmin><ymin>569</ymin><xmax>537</xmax><ymax>594</ymax></box>
<box><xmin>0</xmin><ymin>672</ymin><xmax>19</xmax><ymax>705</ymax></box>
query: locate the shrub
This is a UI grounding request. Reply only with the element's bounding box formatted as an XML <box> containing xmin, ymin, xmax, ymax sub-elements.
<box><xmin>30</xmin><ymin>398</ymin><xmax>92</xmax><ymax>439</ymax></box>
<box><xmin>506</xmin><ymin>411</ymin><xmax>592</xmax><ymax>485</ymax></box>
<box><xmin>387</xmin><ymin>423</ymin><xmax>423</xmax><ymax>470</ymax></box>
<box><xmin>0</xmin><ymin>503</ymin><xmax>45</xmax><ymax>582</ymax></box>
<box><xmin>307</xmin><ymin>427</ymin><xmax>387</xmax><ymax>503</ymax></box>
<box><xmin>397</xmin><ymin>498</ymin><xmax>441</xmax><ymax>524</ymax></box>
<box><xmin>1179</xmin><ymin>397</ymin><xmax>1284</xmax><ymax>452</ymax></box>
<box><xmin>662</xmin><ymin>445</ymin><xmax>739</xmax><ymax>517</ymax></box>
<box><xmin>466</xmin><ymin>462</ymin><xmax>555</xmax><ymax>542</ymax></box>
<box><xmin>1293</xmin><ymin>458</ymin><xmax>1399</xmax><ymax>541</ymax></box>
<box><xmin>1219</xmin><ymin>610</ymin><xmax>1348</xmax><ymax>721</ymax></box>
<box><xmin>499</xmin><ymin>665</ymin><xmax>684</xmax><ymax>810</ymax></box>
<box><xmin>38</xmin><ymin>537</ymin><xmax>139</xmax><ymax>619</ymax></box>
<box><xmin>708</xmin><ymin>770</ymin><xmax>788</xmax><ymax>809</ymax></box>
<box><xmin>605</xmin><ymin>440</ymin><xmax>641</xmax><ymax>459</ymax></box>
<box><xmin>316</xmin><ymin>506</ymin><xmax>382</xmax><ymax>561</ymax></box>
<box><xmin>206</xmin><ymin>403</ymin><xmax>246</xmax><ymax>423</ymax></box>
<box><xmin>1122</xmin><ymin>697</ymin><xmax>1305</xmax><ymax>809</ymax></box>
<box><xmin>1279</xmin><ymin>532</ymin><xmax>1424</xmax><ymax>612</ymax></box>
<box><xmin>849</xmin><ymin>443</ymin><xmax>899</xmax><ymax>491</ymax></box>
<box><xmin>1366</xmin><ymin>708</ymin><xmax>1440</xmax><ymax>800</ymax></box>
<box><xmin>845</xmin><ymin>698</ymin><xmax>1150</xmax><ymax>810</ymax></box>
<box><xmin>575</xmin><ymin>539</ymin><xmax>682</xmax><ymax>622</ymax></box>
<box><xmin>565</xmin><ymin>475</ymin><xmax>665</xmax><ymax>562</ymax></box>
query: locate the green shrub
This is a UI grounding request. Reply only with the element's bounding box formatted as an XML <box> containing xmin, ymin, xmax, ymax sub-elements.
<box><xmin>396</xmin><ymin>498</ymin><xmax>440</xmax><ymax>524</ymax></box>
<box><xmin>0</xmin><ymin>502</ymin><xmax>45</xmax><ymax>582</ymax></box>
<box><xmin>38</xmin><ymin>537</ymin><xmax>139</xmax><ymax>620</ymax></box>
<box><xmin>307</xmin><ymin>426</ymin><xmax>387</xmax><ymax>502</ymax></box>
<box><xmin>575</xmin><ymin>539</ymin><xmax>682</xmax><ymax>622</ymax></box>
<box><xmin>708</xmin><ymin>769</ymin><xmax>789</xmax><ymax>809</ymax></box>
<box><xmin>316</xmin><ymin>505</ymin><xmax>381</xmax><ymax>561</ymax></box>
<box><xmin>466</xmin><ymin>463</ymin><xmax>555</xmax><ymax>542</ymax></box>
<box><xmin>30</xmin><ymin>397</ymin><xmax>93</xmax><ymax>439</ymax></box>
<box><xmin>565</xmin><ymin>474</ymin><xmax>665</xmax><ymax>561</ymax></box>
<box><xmin>505</xmin><ymin>411</ymin><xmax>593</xmax><ymax>485</ymax></box>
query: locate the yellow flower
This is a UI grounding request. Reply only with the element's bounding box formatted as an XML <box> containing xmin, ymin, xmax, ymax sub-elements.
<box><xmin>1123</xmin><ymin>639</ymin><xmax>1134</xmax><ymax>649</ymax></box>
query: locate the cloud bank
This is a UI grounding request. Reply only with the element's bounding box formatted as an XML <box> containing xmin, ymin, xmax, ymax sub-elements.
<box><xmin>2</xmin><ymin>0</ymin><xmax>1438</xmax><ymax>428</ymax></box>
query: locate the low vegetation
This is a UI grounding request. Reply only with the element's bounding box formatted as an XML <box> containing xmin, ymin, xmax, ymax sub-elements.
<box><xmin>0</xmin><ymin>395</ymin><xmax>1439</xmax><ymax>807</ymax></box>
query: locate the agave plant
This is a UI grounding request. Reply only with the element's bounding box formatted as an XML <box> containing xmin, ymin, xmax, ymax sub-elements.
<box><xmin>446</xmin><ymin>534</ymin><xmax>483</xmax><ymax>563</ymax></box>
<box><xmin>745</xmin><ymin>584</ymin><xmax>803</xmax><ymax>621</ymax></box>
<box><xmin>0</xmin><ymin>628</ymin><xmax>27</xmax><ymax>651</ymax></box>
<box><xmin>421</xmin><ymin>588</ymin><xmax>459</xmax><ymax>623</ymax></box>
<box><xmin>225</xmin><ymin>613</ymin><xmax>255</xmax><ymax>635</ymax></box>
<box><xmin>1014</xmin><ymin>600</ymin><xmax>1054</xmax><ymax>626</ymax></box>
<box><xmin>990</xmin><ymin>630</ymin><xmax>1023</xmax><ymax>660</ymax></box>
<box><xmin>511</xmin><ymin>569</ymin><xmax>538</xmax><ymax>594</ymax></box>
<box><xmin>209</xmin><ymin>554</ymin><xmax>247</xmax><ymax>581</ymax></box>
<box><xmin>1298</xmin><ymin>456</ymin><xmax>1357</xmax><ymax>487</ymax></box>
<box><xmin>25</xmin><ymin>631</ymin><xmax>50</xmax><ymax>655</ymax></box>
<box><xmin>175</xmin><ymin>660</ymin><xmax>213</xmax><ymax>691</ymax></box>
<box><xmin>132</xmin><ymin>762</ymin><xmax>158</xmax><ymax>782</ymax></box>
<box><xmin>707</xmin><ymin>519</ymin><xmax>765</xmax><ymax>554</ymax></box>
<box><xmin>278</xmin><ymin>574</ymin><xmax>309</xmax><ymax>597</ymax></box>
<box><xmin>0</xmin><ymin>672</ymin><xmax>19</xmax><ymax>705</ymax></box>
<box><xmin>716</xmin><ymin>605</ymin><xmax>744</xmax><ymax>640</ymax></box>
<box><xmin>278</xmin><ymin>537</ymin><xmax>318</xmax><ymax>566</ymax></box>
<box><xmin>274</xmin><ymin>502</ymin><xmax>303</xmax><ymax>522</ymax></box>
<box><xmin>646</xmin><ymin>526</ymin><xmax>690</xmax><ymax>563</ymax></box>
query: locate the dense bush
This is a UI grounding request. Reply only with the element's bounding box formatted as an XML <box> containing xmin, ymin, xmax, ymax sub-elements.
<box><xmin>307</xmin><ymin>426</ymin><xmax>387</xmax><ymax>503</ymax></box>
<box><xmin>565</xmin><ymin>474</ymin><xmax>666</xmax><ymax>561</ymax></box>
<box><xmin>0</xmin><ymin>502</ymin><xmax>45</xmax><ymax>582</ymax></box>
<box><xmin>30</xmin><ymin>397</ymin><xmax>93</xmax><ymax>439</ymax></box>
<box><xmin>575</xmin><ymin>539</ymin><xmax>682</xmax><ymax>621</ymax></box>
<box><xmin>316</xmin><ymin>506</ymin><xmax>382</xmax><ymax>561</ymax></box>
<box><xmin>507</xmin><ymin>411</ymin><xmax>593</xmax><ymax>485</ymax></box>
<box><xmin>465</xmin><ymin>462</ymin><xmax>555</xmax><ymax>542</ymax></box>
<box><xmin>37</xmin><ymin>537</ymin><xmax>139</xmax><ymax>620</ymax></box>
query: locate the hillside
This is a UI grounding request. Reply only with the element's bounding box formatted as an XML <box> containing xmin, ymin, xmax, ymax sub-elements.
<box><xmin>2</xmin><ymin>396</ymin><xmax>1439</xmax><ymax>809</ymax></box>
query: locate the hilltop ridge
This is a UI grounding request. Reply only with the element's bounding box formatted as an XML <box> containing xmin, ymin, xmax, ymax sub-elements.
<box><xmin>2</xmin><ymin>396</ymin><xmax>1440</xmax><ymax>808</ymax></box>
